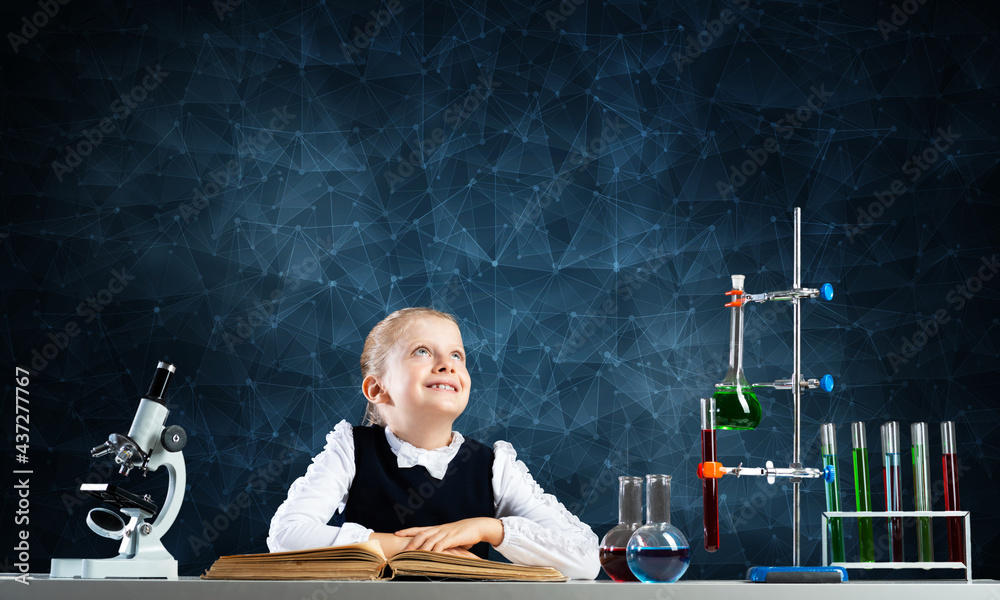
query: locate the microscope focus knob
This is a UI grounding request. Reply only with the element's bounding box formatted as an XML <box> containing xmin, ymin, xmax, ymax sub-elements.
<box><xmin>161</xmin><ymin>425</ymin><xmax>187</xmax><ymax>452</ymax></box>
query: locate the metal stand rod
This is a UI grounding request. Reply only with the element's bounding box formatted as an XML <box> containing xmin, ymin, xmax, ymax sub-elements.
<box><xmin>792</xmin><ymin>207</ymin><xmax>802</xmax><ymax>567</ymax></box>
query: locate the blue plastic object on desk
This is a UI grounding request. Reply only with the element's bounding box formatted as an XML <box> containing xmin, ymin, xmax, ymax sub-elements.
<box><xmin>746</xmin><ymin>566</ymin><xmax>848</xmax><ymax>583</ymax></box>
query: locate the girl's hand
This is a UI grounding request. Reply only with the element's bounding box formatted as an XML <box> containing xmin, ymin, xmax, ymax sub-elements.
<box><xmin>437</xmin><ymin>547</ymin><xmax>482</xmax><ymax>560</ymax></box>
<box><xmin>368</xmin><ymin>531</ymin><xmax>414</xmax><ymax>559</ymax></box>
<box><xmin>395</xmin><ymin>517</ymin><xmax>504</xmax><ymax>553</ymax></box>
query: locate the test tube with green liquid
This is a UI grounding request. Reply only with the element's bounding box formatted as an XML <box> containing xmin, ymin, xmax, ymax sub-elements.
<box><xmin>852</xmin><ymin>421</ymin><xmax>874</xmax><ymax>562</ymax></box>
<box><xmin>821</xmin><ymin>423</ymin><xmax>846</xmax><ymax>562</ymax></box>
<box><xmin>911</xmin><ymin>422</ymin><xmax>934</xmax><ymax>562</ymax></box>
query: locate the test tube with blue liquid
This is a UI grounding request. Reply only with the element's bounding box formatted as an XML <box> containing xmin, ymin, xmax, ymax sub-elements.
<box><xmin>821</xmin><ymin>423</ymin><xmax>845</xmax><ymax>563</ymax></box>
<box><xmin>881</xmin><ymin>421</ymin><xmax>903</xmax><ymax>561</ymax></box>
<box><xmin>851</xmin><ymin>422</ymin><xmax>874</xmax><ymax>562</ymax></box>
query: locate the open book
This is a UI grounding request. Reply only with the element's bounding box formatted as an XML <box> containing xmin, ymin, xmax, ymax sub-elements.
<box><xmin>200</xmin><ymin>540</ymin><xmax>567</xmax><ymax>581</ymax></box>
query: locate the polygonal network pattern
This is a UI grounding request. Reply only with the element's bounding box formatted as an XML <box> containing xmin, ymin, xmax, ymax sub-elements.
<box><xmin>1</xmin><ymin>0</ymin><xmax>998</xmax><ymax>580</ymax></box>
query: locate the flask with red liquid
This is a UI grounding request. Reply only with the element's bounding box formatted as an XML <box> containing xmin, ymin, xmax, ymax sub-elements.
<box><xmin>599</xmin><ymin>476</ymin><xmax>642</xmax><ymax>581</ymax></box>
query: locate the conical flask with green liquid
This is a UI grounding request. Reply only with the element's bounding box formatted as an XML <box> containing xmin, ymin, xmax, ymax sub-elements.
<box><xmin>713</xmin><ymin>274</ymin><xmax>762</xmax><ymax>430</ymax></box>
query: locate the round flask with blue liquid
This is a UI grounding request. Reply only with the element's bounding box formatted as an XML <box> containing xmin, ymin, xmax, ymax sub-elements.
<box><xmin>626</xmin><ymin>474</ymin><xmax>690</xmax><ymax>583</ymax></box>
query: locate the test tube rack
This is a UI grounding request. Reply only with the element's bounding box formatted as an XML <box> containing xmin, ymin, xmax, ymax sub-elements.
<box><xmin>821</xmin><ymin>510</ymin><xmax>972</xmax><ymax>582</ymax></box>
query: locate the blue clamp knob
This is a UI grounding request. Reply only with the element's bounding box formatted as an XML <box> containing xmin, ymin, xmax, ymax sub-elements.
<box><xmin>820</xmin><ymin>283</ymin><xmax>834</xmax><ymax>301</ymax></box>
<box><xmin>823</xmin><ymin>464</ymin><xmax>836</xmax><ymax>483</ymax></box>
<box><xmin>820</xmin><ymin>374</ymin><xmax>834</xmax><ymax>392</ymax></box>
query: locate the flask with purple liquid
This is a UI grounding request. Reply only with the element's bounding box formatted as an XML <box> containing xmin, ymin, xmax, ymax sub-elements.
<box><xmin>626</xmin><ymin>474</ymin><xmax>690</xmax><ymax>583</ymax></box>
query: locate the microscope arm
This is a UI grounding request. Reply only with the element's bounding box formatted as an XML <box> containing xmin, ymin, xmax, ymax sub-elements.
<box><xmin>146</xmin><ymin>439</ymin><xmax>185</xmax><ymax>535</ymax></box>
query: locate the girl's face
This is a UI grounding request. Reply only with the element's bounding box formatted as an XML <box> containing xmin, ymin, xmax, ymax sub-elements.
<box><xmin>371</xmin><ymin>315</ymin><xmax>471</xmax><ymax>429</ymax></box>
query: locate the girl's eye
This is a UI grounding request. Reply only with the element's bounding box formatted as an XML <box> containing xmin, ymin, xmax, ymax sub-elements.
<box><xmin>451</xmin><ymin>352</ymin><xmax>463</xmax><ymax>360</ymax></box>
<box><xmin>415</xmin><ymin>348</ymin><xmax>430</xmax><ymax>356</ymax></box>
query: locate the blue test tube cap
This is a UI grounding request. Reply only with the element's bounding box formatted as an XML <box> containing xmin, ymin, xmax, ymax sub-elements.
<box><xmin>820</xmin><ymin>374</ymin><xmax>834</xmax><ymax>392</ymax></box>
<box><xmin>820</xmin><ymin>283</ymin><xmax>834</xmax><ymax>301</ymax></box>
<box><xmin>823</xmin><ymin>464</ymin><xmax>836</xmax><ymax>483</ymax></box>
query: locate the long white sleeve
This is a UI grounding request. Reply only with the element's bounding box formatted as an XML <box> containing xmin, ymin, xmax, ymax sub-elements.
<box><xmin>266</xmin><ymin>420</ymin><xmax>373</xmax><ymax>552</ymax></box>
<box><xmin>491</xmin><ymin>441</ymin><xmax>601</xmax><ymax>580</ymax></box>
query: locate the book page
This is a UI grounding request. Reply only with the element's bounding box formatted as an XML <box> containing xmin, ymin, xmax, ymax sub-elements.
<box><xmin>200</xmin><ymin>541</ymin><xmax>389</xmax><ymax>580</ymax></box>
<box><xmin>217</xmin><ymin>540</ymin><xmax>386</xmax><ymax>561</ymax></box>
<box><xmin>388</xmin><ymin>550</ymin><xmax>567</xmax><ymax>581</ymax></box>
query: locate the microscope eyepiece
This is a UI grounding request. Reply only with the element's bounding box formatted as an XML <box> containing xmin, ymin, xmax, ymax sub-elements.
<box><xmin>146</xmin><ymin>361</ymin><xmax>176</xmax><ymax>403</ymax></box>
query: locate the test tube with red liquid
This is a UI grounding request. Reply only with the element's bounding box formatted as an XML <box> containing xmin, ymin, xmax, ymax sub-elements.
<box><xmin>880</xmin><ymin>421</ymin><xmax>903</xmax><ymax>562</ymax></box>
<box><xmin>700</xmin><ymin>397</ymin><xmax>719</xmax><ymax>552</ymax></box>
<box><xmin>941</xmin><ymin>421</ymin><xmax>964</xmax><ymax>564</ymax></box>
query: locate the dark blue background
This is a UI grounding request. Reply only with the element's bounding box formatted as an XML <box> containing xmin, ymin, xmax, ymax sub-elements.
<box><xmin>1</xmin><ymin>0</ymin><xmax>998</xmax><ymax>580</ymax></box>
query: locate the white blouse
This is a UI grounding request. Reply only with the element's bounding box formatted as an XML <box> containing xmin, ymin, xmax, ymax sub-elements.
<box><xmin>266</xmin><ymin>420</ymin><xmax>600</xmax><ymax>580</ymax></box>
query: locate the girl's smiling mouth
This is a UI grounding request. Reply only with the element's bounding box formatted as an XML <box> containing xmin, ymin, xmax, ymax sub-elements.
<box><xmin>426</xmin><ymin>381</ymin><xmax>458</xmax><ymax>392</ymax></box>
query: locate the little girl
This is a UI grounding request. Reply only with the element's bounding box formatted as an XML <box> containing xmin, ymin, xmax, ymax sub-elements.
<box><xmin>267</xmin><ymin>307</ymin><xmax>600</xmax><ymax>579</ymax></box>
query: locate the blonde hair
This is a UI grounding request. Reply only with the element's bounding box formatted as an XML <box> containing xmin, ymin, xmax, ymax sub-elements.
<box><xmin>360</xmin><ymin>307</ymin><xmax>460</xmax><ymax>426</ymax></box>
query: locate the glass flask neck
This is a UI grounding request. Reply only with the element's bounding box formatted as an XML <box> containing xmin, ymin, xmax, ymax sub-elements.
<box><xmin>645</xmin><ymin>474</ymin><xmax>671</xmax><ymax>524</ymax></box>
<box><xmin>618</xmin><ymin>476</ymin><xmax>642</xmax><ymax>526</ymax></box>
<box><xmin>722</xmin><ymin>299</ymin><xmax>747</xmax><ymax>386</ymax></box>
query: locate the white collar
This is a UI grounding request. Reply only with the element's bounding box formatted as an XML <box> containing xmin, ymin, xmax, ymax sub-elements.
<box><xmin>384</xmin><ymin>427</ymin><xmax>465</xmax><ymax>480</ymax></box>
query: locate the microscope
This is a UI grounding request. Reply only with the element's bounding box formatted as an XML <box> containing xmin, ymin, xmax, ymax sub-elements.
<box><xmin>50</xmin><ymin>361</ymin><xmax>188</xmax><ymax>579</ymax></box>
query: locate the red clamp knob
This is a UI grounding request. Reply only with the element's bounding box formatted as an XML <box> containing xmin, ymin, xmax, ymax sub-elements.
<box><xmin>698</xmin><ymin>462</ymin><xmax>726</xmax><ymax>479</ymax></box>
<box><xmin>725</xmin><ymin>289</ymin><xmax>744</xmax><ymax>307</ymax></box>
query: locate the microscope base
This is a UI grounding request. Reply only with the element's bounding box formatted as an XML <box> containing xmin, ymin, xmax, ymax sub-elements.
<box><xmin>50</xmin><ymin>556</ymin><xmax>178</xmax><ymax>579</ymax></box>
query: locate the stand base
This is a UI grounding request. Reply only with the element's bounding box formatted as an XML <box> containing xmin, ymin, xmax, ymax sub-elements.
<box><xmin>746</xmin><ymin>566</ymin><xmax>848</xmax><ymax>583</ymax></box>
<box><xmin>50</xmin><ymin>556</ymin><xmax>178</xmax><ymax>579</ymax></box>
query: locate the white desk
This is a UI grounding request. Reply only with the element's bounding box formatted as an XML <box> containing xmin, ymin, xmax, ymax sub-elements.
<box><xmin>2</xmin><ymin>576</ymin><xmax>999</xmax><ymax>600</ymax></box>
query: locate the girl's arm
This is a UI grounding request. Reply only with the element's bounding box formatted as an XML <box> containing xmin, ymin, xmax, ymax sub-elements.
<box><xmin>266</xmin><ymin>420</ymin><xmax>374</xmax><ymax>552</ymax></box>
<box><xmin>490</xmin><ymin>441</ymin><xmax>601</xmax><ymax>580</ymax></box>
